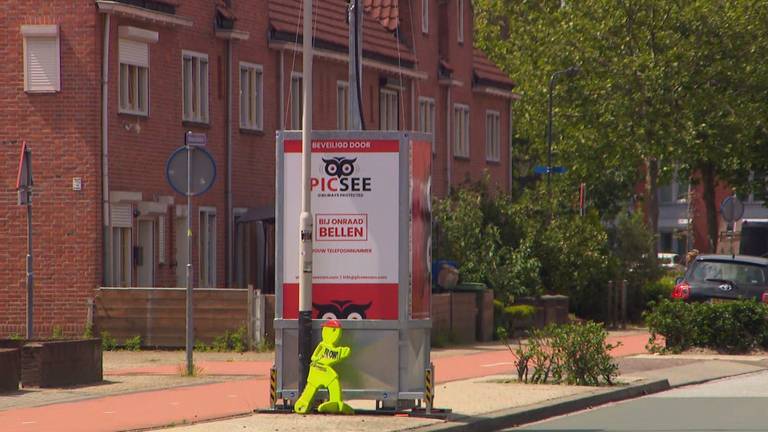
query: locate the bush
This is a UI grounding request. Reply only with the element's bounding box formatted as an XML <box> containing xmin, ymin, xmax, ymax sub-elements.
<box><xmin>642</xmin><ymin>276</ymin><xmax>676</xmax><ymax>307</ymax></box>
<box><xmin>101</xmin><ymin>331</ymin><xmax>117</xmax><ymax>351</ymax></box>
<box><xmin>512</xmin><ymin>322</ymin><xmax>620</xmax><ymax>386</ymax></box>
<box><xmin>51</xmin><ymin>325</ymin><xmax>64</xmax><ymax>339</ymax></box>
<box><xmin>211</xmin><ymin>326</ymin><xmax>248</xmax><ymax>353</ymax></box>
<box><xmin>645</xmin><ymin>299</ymin><xmax>768</xmax><ymax>353</ymax></box>
<box><xmin>124</xmin><ymin>335</ymin><xmax>142</xmax><ymax>351</ymax></box>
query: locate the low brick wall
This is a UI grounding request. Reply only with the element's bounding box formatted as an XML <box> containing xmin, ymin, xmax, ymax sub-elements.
<box><xmin>20</xmin><ymin>339</ymin><xmax>102</xmax><ymax>388</ymax></box>
<box><xmin>0</xmin><ymin>348</ymin><xmax>20</xmax><ymax>392</ymax></box>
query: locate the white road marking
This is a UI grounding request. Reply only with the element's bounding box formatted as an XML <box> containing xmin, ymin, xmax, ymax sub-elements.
<box><xmin>227</xmin><ymin>394</ymin><xmax>238</xmax><ymax>398</ymax></box>
<box><xmin>170</xmin><ymin>402</ymin><xmax>181</xmax><ymax>406</ymax></box>
<box><xmin>21</xmin><ymin>421</ymin><xmax>36</xmax><ymax>424</ymax></box>
<box><xmin>481</xmin><ymin>362</ymin><xmax>515</xmax><ymax>368</ymax></box>
<box><xmin>103</xmin><ymin>411</ymin><xmax>116</xmax><ymax>414</ymax></box>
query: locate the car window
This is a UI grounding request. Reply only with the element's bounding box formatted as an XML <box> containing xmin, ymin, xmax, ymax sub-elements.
<box><xmin>689</xmin><ymin>261</ymin><xmax>767</xmax><ymax>285</ymax></box>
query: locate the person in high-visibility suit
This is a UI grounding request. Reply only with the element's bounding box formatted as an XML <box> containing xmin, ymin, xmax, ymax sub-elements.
<box><xmin>294</xmin><ymin>319</ymin><xmax>354</xmax><ymax>415</ymax></box>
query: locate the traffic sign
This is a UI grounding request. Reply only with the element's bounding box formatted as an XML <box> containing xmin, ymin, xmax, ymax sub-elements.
<box><xmin>534</xmin><ymin>165</ymin><xmax>567</xmax><ymax>175</ymax></box>
<box><xmin>185</xmin><ymin>132</ymin><xmax>207</xmax><ymax>147</ymax></box>
<box><xmin>166</xmin><ymin>146</ymin><xmax>217</xmax><ymax>197</ymax></box>
<box><xmin>16</xmin><ymin>142</ymin><xmax>33</xmax><ymax>205</ymax></box>
<box><xmin>720</xmin><ymin>195</ymin><xmax>744</xmax><ymax>223</ymax></box>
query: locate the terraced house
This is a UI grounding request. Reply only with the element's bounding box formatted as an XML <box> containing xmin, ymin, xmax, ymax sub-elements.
<box><xmin>0</xmin><ymin>0</ymin><xmax>517</xmax><ymax>336</ymax></box>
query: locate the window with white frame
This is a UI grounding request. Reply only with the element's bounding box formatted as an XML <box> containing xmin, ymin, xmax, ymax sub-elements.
<box><xmin>485</xmin><ymin>111</ymin><xmax>501</xmax><ymax>162</ymax></box>
<box><xmin>418</xmin><ymin>97</ymin><xmax>436</xmax><ymax>152</ymax></box>
<box><xmin>239</xmin><ymin>62</ymin><xmax>263</xmax><ymax>130</ymax></box>
<box><xmin>118</xmin><ymin>26</ymin><xmax>157</xmax><ymax>115</ymax></box>
<box><xmin>422</xmin><ymin>0</ymin><xmax>429</xmax><ymax>34</ymax></box>
<box><xmin>453</xmin><ymin>104</ymin><xmax>470</xmax><ymax>158</ymax></box>
<box><xmin>108</xmin><ymin>203</ymin><xmax>133</xmax><ymax>287</ymax></box>
<box><xmin>659</xmin><ymin>168</ymin><xmax>689</xmax><ymax>204</ymax></box>
<box><xmin>290</xmin><ymin>73</ymin><xmax>303</xmax><ymax>129</ymax></box>
<box><xmin>337</xmin><ymin>81</ymin><xmax>349</xmax><ymax>130</ymax></box>
<box><xmin>457</xmin><ymin>0</ymin><xmax>464</xmax><ymax>43</ymax></box>
<box><xmin>379</xmin><ymin>88</ymin><xmax>399</xmax><ymax>130</ymax></box>
<box><xmin>199</xmin><ymin>208</ymin><xmax>217</xmax><ymax>288</ymax></box>
<box><xmin>182</xmin><ymin>51</ymin><xmax>209</xmax><ymax>123</ymax></box>
<box><xmin>21</xmin><ymin>25</ymin><xmax>60</xmax><ymax>93</ymax></box>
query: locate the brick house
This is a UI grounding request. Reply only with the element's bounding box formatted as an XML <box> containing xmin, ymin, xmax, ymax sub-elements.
<box><xmin>0</xmin><ymin>0</ymin><xmax>516</xmax><ymax>336</ymax></box>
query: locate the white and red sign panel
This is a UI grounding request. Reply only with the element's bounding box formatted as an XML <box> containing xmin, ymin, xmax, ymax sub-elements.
<box><xmin>282</xmin><ymin>139</ymin><xmax>399</xmax><ymax>320</ymax></box>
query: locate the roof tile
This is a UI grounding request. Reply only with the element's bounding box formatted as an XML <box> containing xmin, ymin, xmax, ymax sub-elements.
<box><xmin>363</xmin><ymin>0</ymin><xmax>399</xmax><ymax>31</ymax></box>
<box><xmin>473</xmin><ymin>48</ymin><xmax>516</xmax><ymax>89</ymax></box>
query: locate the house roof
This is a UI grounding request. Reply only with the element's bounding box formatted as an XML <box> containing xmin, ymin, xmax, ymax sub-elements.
<box><xmin>362</xmin><ymin>0</ymin><xmax>399</xmax><ymax>32</ymax></box>
<box><xmin>473</xmin><ymin>48</ymin><xmax>516</xmax><ymax>90</ymax></box>
<box><xmin>268</xmin><ymin>0</ymin><xmax>415</xmax><ymax>66</ymax></box>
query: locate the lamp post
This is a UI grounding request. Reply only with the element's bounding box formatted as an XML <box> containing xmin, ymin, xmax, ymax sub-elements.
<box><xmin>546</xmin><ymin>66</ymin><xmax>579</xmax><ymax>218</ymax></box>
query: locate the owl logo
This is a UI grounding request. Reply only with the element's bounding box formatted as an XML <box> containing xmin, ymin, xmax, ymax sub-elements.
<box><xmin>313</xmin><ymin>300</ymin><xmax>372</xmax><ymax>320</ymax></box>
<box><xmin>322</xmin><ymin>157</ymin><xmax>357</xmax><ymax>178</ymax></box>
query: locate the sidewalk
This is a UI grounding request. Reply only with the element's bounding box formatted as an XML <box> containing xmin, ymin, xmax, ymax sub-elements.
<box><xmin>0</xmin><ymin>330</ymin><xmax>669</xmax><ymax>432</ymax></box>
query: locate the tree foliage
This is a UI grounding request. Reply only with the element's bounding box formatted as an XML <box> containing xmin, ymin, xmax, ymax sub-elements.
<box><xmin>474</xmin><ymin>0</ymin><xmax>768</xmax><ymax>249</ymax></box>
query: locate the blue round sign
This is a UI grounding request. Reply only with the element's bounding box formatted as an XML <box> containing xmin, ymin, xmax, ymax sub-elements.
<box><xmin>165</xmin><ymin>146</ymin><xmax>217</xmax><ymax>197</ymax></box>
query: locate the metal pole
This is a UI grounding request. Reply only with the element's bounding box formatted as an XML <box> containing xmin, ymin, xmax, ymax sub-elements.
<box><xmin>546</xmin><ymin>72</ymin><xmax>557</xmax><ymax>221</ymax></box>
<box><xmin>186</xmin><ymin>144</ymin><xmax>194</xmax><ymax>376</ymax></box>
<box><xmin>348</xmin><ymin>0</ymin><xmax>363</xmax><ymax>130</ymax></box>
<box><xmin>26</xmin><ymin>201</ymin><xmax>34</xmax><ymax>340</ymax></box>
<box><xmin>298</xmin><ymin>0</ymin><xmax>314</xmax><ymax>395</ymax></box>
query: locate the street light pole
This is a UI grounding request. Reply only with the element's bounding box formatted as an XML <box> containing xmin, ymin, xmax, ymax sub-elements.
<box><xmin>298</xmin><ymin>0</ymin><xmax>314</xmax><ymax>396</ymax></box>
<box><xmin>546</xmin><ymin>66</ymin><xmax>579</xmax><ymax>220</ymax></box>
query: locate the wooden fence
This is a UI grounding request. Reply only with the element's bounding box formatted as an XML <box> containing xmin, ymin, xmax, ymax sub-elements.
<box><xmin>95</xmin><ymin>288</ymin><xmax>274</xmax><ymax>348</ymax></box>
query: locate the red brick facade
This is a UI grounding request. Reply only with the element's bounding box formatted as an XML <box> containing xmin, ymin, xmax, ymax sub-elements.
<box><xmin>0</xmin><ymin>0</ymin><xmax>516</xmax><ymax>336</ymax></box>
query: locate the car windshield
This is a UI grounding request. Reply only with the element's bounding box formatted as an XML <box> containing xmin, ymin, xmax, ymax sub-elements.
<box><xmin>689</xmin><ymin>260</ymin><xmax>767</xmax><ymax>285</ymax></box>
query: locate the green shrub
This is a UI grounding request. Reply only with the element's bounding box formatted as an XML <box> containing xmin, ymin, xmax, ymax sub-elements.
<box><xmin>194</xmin><ymin>340</ymin><xmax>211</xmax><ymax>352</ymax></box>
<box><xmin>642</xmin><ymin>276</ymin><xmax>676</xmax><ymax>307</ymax></box>
<box><xmin>645</xmin><ymin>299</ymin><xmax>768</xmax><ymax>353</ymax></box>
<box><xmin>51</xmin><ymin>325</ymin><xmax>64</xmax><ymax>339</ymax></box>
<box><xmin>101</xmin><ymin>331</ymin><xmax>117</xmax><ymax>351</ymax></box>
<box><xmin>9</xmin><ymin>333</ymin><xmax>23</xmax><ymax>341</ymax></box>
<box><xmin>511</xmin><ymin>322</ymin><xmax>619</xmax><ymax>386</ymax></box>
<box><xmin>211</xmin><ymin>326</ymin><xmax>248</xmax><ymax>353</ymax></box>
<box><xmin>124</xmin><ymin>335</ymin><xmax>142</xmax><ymax>351</ymax></box>
<box><xmin>82</xmin><ymin>324</ymin><xmax>94</xmax><ymax>339</ymax></box>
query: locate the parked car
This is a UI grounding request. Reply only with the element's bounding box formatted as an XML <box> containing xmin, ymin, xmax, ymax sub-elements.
<box><xmin>672</xmin><ymin>254</ymin><xmax>768</xmax><ymax>303</ymax></box>
<box><xmin>657</xmin><ymin>252</ymin><xmax>680</xmax><ymax>269</ymax></box>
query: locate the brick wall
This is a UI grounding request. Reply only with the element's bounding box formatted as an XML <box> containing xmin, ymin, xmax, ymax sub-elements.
<box><xmin>0</xmin><ymin>1</ymin><xmax>102</xmax><ymax>337</ymax></box>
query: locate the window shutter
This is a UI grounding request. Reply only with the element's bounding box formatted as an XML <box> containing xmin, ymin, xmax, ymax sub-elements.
<box><xmin>111</xmin><ymin>204</ymin><xmax>133</xmax><ymax>228</ymax></box>
<box><xmin>25</xmin><ymin>37</ymin><xmax>60</xmax><ymax>92</ymax></box>
<box><xmin>119</xmin><ymin>39</ymin><xmax>149</xmax><ymax>67</ymax></box>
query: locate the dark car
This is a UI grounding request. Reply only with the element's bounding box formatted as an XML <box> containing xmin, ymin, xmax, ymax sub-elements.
<box><xmin>672</xmin><ymin>254</ymin><xmax>768</xmax><ymax>303</ymax></box>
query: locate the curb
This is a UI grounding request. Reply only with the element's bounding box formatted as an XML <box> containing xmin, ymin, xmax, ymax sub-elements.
<box><xmin>408</xmin><ymin>379</ymin><xmax>671</xmax><ymax>432</ymax></box>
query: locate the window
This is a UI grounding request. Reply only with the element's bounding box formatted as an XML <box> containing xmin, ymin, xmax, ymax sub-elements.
<box><xmin>418</xmin><ymin>97</ymin><xmax>435</xmax><ymax>152</ymax></box>
<box><xmin>199</xmin><ymin>209</ymin><xmax>217</xmax><ymax>288</ymax></box>
<box><xmin>421</xmin><ymin>0</ymin><xmax>429</xmax><ymax>34</ymax></box>
<box><xmin>119</xmin><ymin>40</ymin><xmax>149</xmax><ymax>115</ymax></box>
<box><xmin>239</xmin><ymin>62</ymin><xmax>263</xmax><ymax>130</ymax></box>
<box><xmin>485</xmin><ymin>111</ymin><xmax>501</xmax><ymax>162</ymax></box>
<box><xmin>659</xmin><ymin>169</ymin><xmax>688</xmax><ymax>204</ymax></box>
<box><xmin>290</xmin><ymin>73</ymin><xmax>303</xmax><ymax>129</ymax></box>
<box><xmin>453</xmin><ymin>104</ymin><xmax>470</xmax><ymax>158</ymax></box>
<box><xmin>108</xmin><ymin>203</ymin><xmax>133</xmax><ymax>287</ymax></box>
<box><xmin>379</xmin><ymin>88</ymin><xmax>399</xmax><ymax>130</ymax></box>
<box><xmin>457</xmin><ymin>0</ymin><xmax>464</xmax><ymax>43</ymax></box>
<box><xmin>337</xmin><ymin>81</ymin><xmax>349</xmax><ymax>130</ymax></box>
<box><xmin>21</xmin><ymin>25</ymin><xmax>60</xmax><ymax>93</ymax></box>
<box><xmin>183</xmin><ymin>51</ymin><xmax>209</xmax><ymax>123</ymax></box>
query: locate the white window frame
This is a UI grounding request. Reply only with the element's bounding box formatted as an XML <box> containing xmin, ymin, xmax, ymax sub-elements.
<box><xmin>421</xmin><ymin>0</ymin><xmax>429</xmax><ymax>34</ymax></box>
<box><xmin>379</xmin><ymin>88</ymin><xmax>400</xmax><ymax>131</ymax></box>
<box><xmin>182</xmin><ymin>50</ymin><xmax>209</xmax><ymax>123</ymax></box>
<box><xmin>239</xmin><ymin>62</ymin><xmax>263</xmax><ymax>130</ymax></box>
<box><xmin>418</xmin><ymin>97</ymin><xmax>436</xmax><ymax>153</ymax></box>
<box><xmin>485</xmin><ymin>110</ymin><xmax>501</xmax><ymax>162</ymax></box>
<box><xmin>290</xmin><ymin>73</ymin><xmax>303</xmax><ymax>130</ymax></box>
<box><xmin>457</xmin><ymin>0</ymin><xmax>464</xmax><ymax>44</ymax></box>
<box><xmin>199</xmin><ymin>207</ymin><xmax>217</xmax><ymax>288</ymax></box>
<box><xmin>21</xmin><ymin>25</ymin><xmax>60</xmax><ymax>93</ymax></box>
<box><xmin>337</xmin><ymin>81</ymin><xmax>349</xmax><ymax>130</ymax></box>
<box><xmin>453</xmin><ymin>104</ymin><xmax>470</xmax><ymax>158</ymax></box>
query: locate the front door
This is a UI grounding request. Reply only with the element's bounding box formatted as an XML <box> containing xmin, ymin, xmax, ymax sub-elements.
<box><xmin>137</xmin><ymin>219</ymin><xmax>155</xmax><ymax>287</ymax></box>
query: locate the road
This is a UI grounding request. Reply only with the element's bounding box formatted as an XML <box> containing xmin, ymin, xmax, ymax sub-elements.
<box><xmin>512</xmin><ymin>370</ymin><xmax>768</xmax><ymax>432</ymax></box>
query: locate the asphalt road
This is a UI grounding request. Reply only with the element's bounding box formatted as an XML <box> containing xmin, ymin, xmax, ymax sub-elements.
<box><xmin>510</xmin><ymin>370</ymin><xmax>768</xmax><ymax>432</ymax></box>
